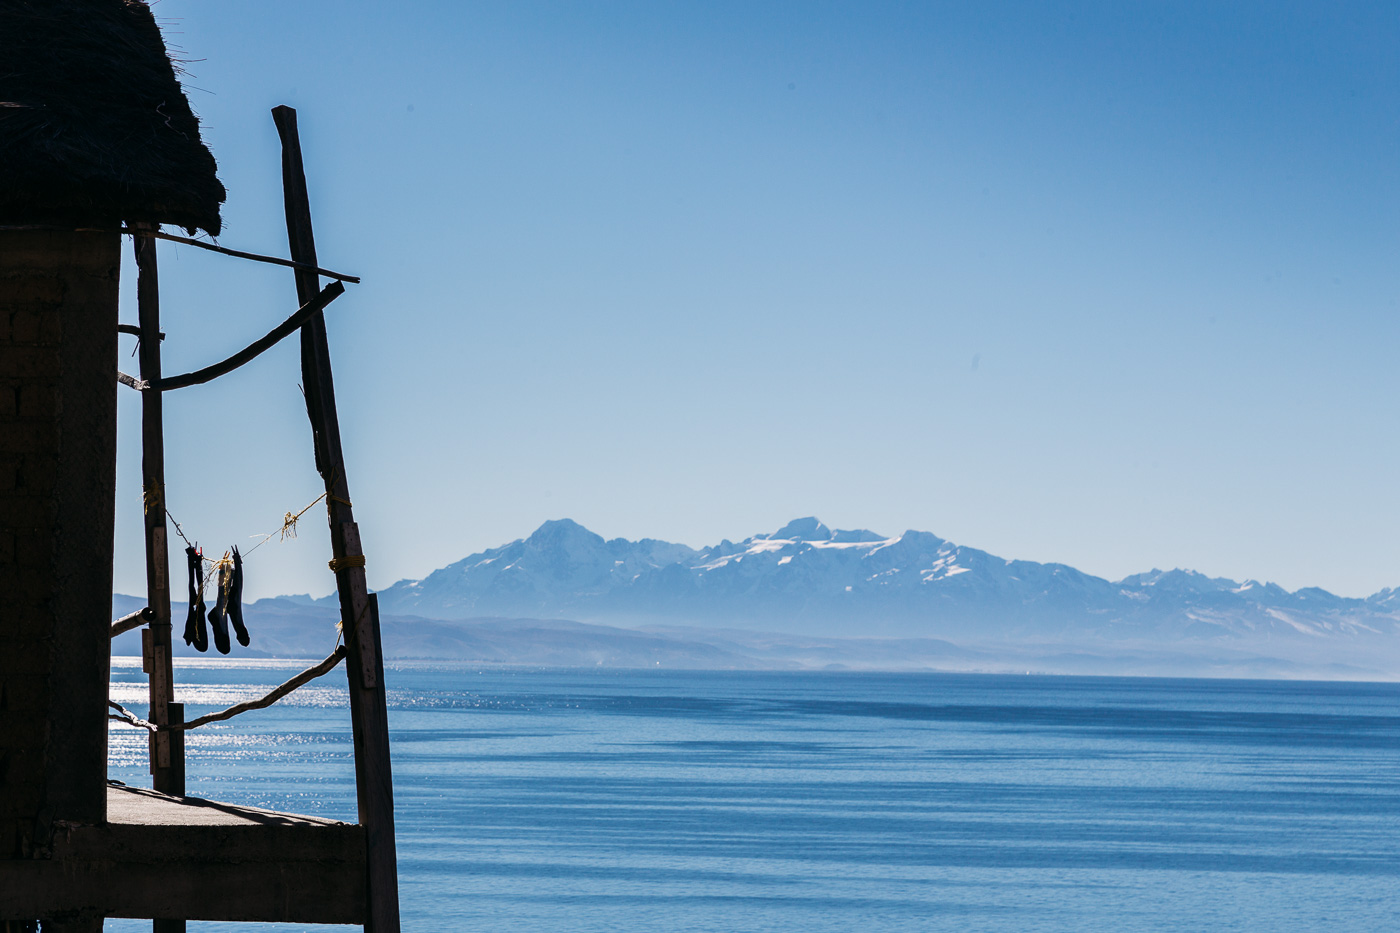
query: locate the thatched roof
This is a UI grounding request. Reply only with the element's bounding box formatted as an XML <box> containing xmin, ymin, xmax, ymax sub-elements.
<box><xmin>0</xmin><ymin>0</ymin><xmax>225</xmax><ymax>235</ymax></box>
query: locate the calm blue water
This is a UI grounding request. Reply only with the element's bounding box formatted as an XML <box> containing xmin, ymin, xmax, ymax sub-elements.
<box><xmin>107</xmin><ymin>662</ymin><xmax>1400</xmax><ymax>931</ymax></box>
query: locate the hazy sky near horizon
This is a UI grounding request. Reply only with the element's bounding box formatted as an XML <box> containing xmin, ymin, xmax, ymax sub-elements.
<box><xmin>113</xmin><ymin>1</ymin><xmax>1400</xmax><ymax>601</ymax></box>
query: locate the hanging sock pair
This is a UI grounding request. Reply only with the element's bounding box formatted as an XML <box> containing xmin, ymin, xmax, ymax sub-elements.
<box><xmin>207</xmin><ymin>546</ymin><xmax>251</xmax><ymax>654</ymax></box>
<box><xmin>183</xmin><ymin>545</ymin><xmax>208</xmax><ymax>652</ymax></box>
<box><xmin>185</xmin><ymin>544</ymin><xmax>252</xmax><ymax>654</ymax></box>
<box><xmin>204</xmin><ymin>540</ymin><xmax>252</xmax><ymax>650</ymax></box>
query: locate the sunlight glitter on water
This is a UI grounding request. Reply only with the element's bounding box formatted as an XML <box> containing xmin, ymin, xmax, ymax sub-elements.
<box><xmin>104</xmin><ymin>666</ymin><xmax>1400</xmax><ymax>933</ymax></box>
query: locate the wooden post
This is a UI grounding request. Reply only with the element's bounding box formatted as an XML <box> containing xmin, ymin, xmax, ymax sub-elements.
<box><xmin>132</xmin><ymin>230</ymin><xmax>181</xmax><ymax>799</ymax></box>
<box><xmin>271</xmin><ymin>105</ymin><xmax>400</xmax><ymax>933</ymax></box>
<box><xmin>134</xmin><ymin>230</ymin><xmax>185</xmax><ymax>933</ymax></box>
<box><xmin>149</xmin><ymin>702</ymin><xmax>185</xmax><ymax>933</ymax></box>
<box><xmin>165</xmin><ymin>702</ymin><xmax>185</xmax><ymax>794</ymax></box>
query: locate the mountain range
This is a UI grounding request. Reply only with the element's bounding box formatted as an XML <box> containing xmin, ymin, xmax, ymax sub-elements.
<box><xmin>114</xmin><ymin>518</ymin><xmax>1400</xmax><ymax>679</ymax></box>
<box><xmin>373</xmin><ymin>517</ymin><xmax>1400</xmax><ymax>639</ymax></box>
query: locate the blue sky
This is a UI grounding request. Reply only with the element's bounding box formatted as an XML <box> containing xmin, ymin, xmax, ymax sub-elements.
<box><xmin>115</xmin><ymin>1</ymin><xmax>1400</xmax><ymax>600</ymax></box>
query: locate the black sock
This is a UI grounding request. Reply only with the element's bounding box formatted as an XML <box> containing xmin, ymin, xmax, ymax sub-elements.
<box><xmin>183</xmin><ymin>546</ymin><xmax>208</xmax><ymax>652</ymax></box>
<box><xmin>228</xmin><ymin>545</ymin><xmax>249</xmax><ymax>647</ymax></box>
<box><xmin>208</xmin><ymin>555</ymin><xmax>231</xmax><ymax>655</ymax></box>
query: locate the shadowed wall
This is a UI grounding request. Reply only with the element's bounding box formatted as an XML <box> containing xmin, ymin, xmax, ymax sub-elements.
<box><xmin>1</xmin><ymin>228</ymin><xmax>120</xmax><ymax>856</ymax></box>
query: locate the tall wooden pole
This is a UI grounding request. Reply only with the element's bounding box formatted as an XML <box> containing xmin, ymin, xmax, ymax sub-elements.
<box><xmin>271</xmin><ymin>105</ymin><xmax>400</xmax><ymax>933</ymax></box>
<box><xmin>132</xmin><ymin>230</ymin><xmax>180</xmax><ymax>795</ymax></box>
<box><xmin>133</xmin><ymin>228</ymin><xmax>185</xmax><ymax>933</ymax></box>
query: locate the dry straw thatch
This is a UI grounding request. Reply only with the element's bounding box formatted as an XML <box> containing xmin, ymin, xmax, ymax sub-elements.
<box><xmin>0</xmin><ymin>0</ymin><xmax>225</xmax><ymax>235</ymax></box>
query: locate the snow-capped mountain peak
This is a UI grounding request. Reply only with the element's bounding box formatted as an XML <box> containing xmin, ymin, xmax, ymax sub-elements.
<box><xmin>767</xmin><ymin>517</ymin><xmax>833</xmax><ymax>541</ymax></box>
<box><xmin>372</xmin><ymin>518</ymin><xmax>1400</xmax><ymax>647</ymax></box>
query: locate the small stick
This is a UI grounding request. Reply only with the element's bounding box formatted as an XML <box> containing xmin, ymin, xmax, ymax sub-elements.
<box><xmin>110</xmin><ymin>606</ymin><xmax>156</xmax><ymax>638</ymax></box>
<box><xmin>0</xmin><ymin>224</ymin><xmax>359</xmax><ymax>284</ymax></box>
<box><xmin>126</xmin><ymin>228</ymin><xmax>361</xmax><ymax>283</ymax></box>
<box><xmin>117</xmin><ymin>324</ymin><xmax>165</xmax><ymax>339</ymax></box>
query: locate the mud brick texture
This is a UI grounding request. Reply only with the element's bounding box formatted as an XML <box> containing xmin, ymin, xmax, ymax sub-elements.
<box><xmin>0</xmin><ymin>229</ymin><xmax>120</xmax><ymax>859</ymax></box>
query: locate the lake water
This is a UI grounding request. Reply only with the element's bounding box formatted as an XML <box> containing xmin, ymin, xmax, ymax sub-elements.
<box><xmin>106</xmin><ymin>662</ymin><xmax>1400</xmax><ymax>932</ymax></box>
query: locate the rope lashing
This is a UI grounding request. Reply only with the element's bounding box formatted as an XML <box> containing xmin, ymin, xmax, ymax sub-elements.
<box><xmin>322</xmin><ymin>467</ymin><xmax>353</xmax><ymax>510</ymax></box>
<box><xmin>328</xmin><ymin>554</ymin><xmax>366</xmax><ymax>573</ymax></box>
<box><xmin>107</xmin><ymin>645</ymin><xmax>347</xmax><ymax>733</ymax></box>
<box><xmin>243</xmin><ymin>492</ymin><xmax>327</xmax><ymax>557</ymax></box>
<box><xmin>143</xmin><ymin>479</ymin><xmax>163</xmax><ymax>517</ymax></box>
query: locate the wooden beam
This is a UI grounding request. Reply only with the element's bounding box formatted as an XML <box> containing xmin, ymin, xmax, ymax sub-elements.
<box><xmin>272</xmin><ymin>104</ymin><xmax>400</xmax><ymax>933</ymax></box>
<box><xmin>0</xmin><ymin>787</ymin><xmax>366</xmax><ymax>924</ymax></box>
<box><xmin>131</xmin><ymin>229</ymin><xmax>181</xmax><ymax>803</ymax></box>
<box><xmin>32</xmin><ymin>913</ymin><xmax>103</xmax><ymax>932</ymax></box>
<box><xmin>153</xmin><ymin>280</ymin><xmax>345</xmax><ymax>391</ymax></box>
<box><xmin>117</xmin><ymin>324</ymin><xmax>164</xmax><ymax>339</ymax></box>
<box><xmin>118</xmin><ymin>370</ymin><xmax>150</xmax><ymax>391</ymax></box>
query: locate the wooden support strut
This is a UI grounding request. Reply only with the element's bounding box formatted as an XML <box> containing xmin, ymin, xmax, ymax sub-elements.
<box><xmin>272</xmin><ymin>104</ymin><xmax>400</xmax><ymax>933</ymax></box>
<box><xmin>153</xmin><ymin>280</ymin><xmax>345</xmax><ymax>391</ymax></box>
<box><xmin>114</xmin><ymin>282</ymin><xmax>342</xmax><ymax>393</ymax></box>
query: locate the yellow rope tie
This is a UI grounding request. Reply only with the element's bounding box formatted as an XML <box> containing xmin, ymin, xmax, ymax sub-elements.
<box><xmin>143</xmin><ymin>480</ymin><xmax>163</xmax><ymax>516</ymax></box>
<box><xmin>244</xmin><ymin>492</ymin><xmax>327</xmax><ymax>557</ymax></box>
<box><xmin>322</xmin><ymin>469</ymin><xmax>353</xmax><ymax>510</ymax></box>
<box><xmin>328</xmin><ymin>554</ymin><xmax>366</xmax><ymax>574</ymax></box>
<box><xmin>194</xmin><ymin>552</ymin><xmax>231</xmax><ymax>599</ymax></box>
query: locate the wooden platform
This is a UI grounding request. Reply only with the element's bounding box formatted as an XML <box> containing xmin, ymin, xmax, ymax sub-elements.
<box><xmin>0</xmin><ymin>785</ymin><xmax>366</xmax><ymax>923</ymax></box>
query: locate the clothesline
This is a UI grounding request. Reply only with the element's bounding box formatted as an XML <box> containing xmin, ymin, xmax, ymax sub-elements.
<box><xmin>166</xmin><ymin>490</ymin><xmax>328</xmax><ymax>592</ymax></box>
<box><xmin>155</xmin><ymin>489</ymin><xmax>334</xmax><ymax>655</ymax></box>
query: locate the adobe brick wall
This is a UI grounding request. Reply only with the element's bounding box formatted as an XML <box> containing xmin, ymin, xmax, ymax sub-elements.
<box><xmin>0</xmin><ymin>229</ymin><xmax>120</xmax><ymax>858</ymax></box>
